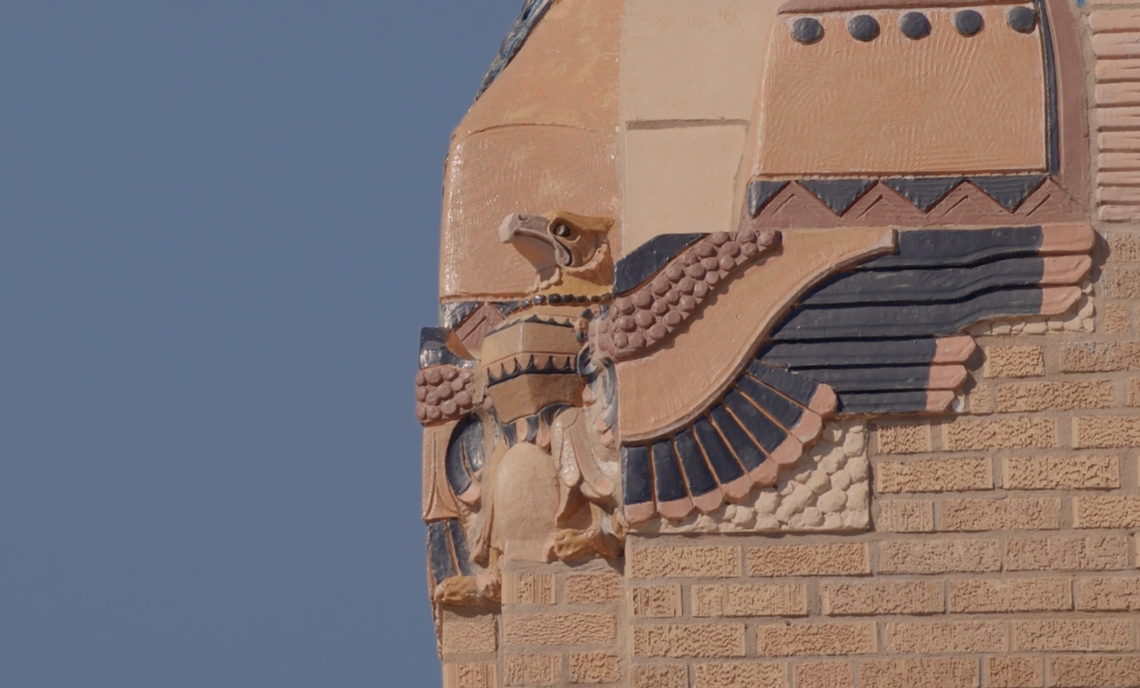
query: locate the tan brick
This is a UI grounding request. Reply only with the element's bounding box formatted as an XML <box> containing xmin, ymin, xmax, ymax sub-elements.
<box><xmin>876</xmin><ymin>500</ymin><xmax>935</xmax><ymax>532</ymax></box>
<box><xmin>694</xmin><ymin>662</ymin><xmax>784</xmax><ymax>688</ymax></box>
<box><xmin>754</xmin><ymin>623</ymin><xmax>876</xmax><ymax>657</ymax></box>
<box><xmin>965</xmin><ymin>382</ymin><xmax>996</xmax><ymax>415</ymax></box>
<box><xmin>948</xmin><ymin>578</ymin><xmax>1071</xmax><ymax>613</ymax></box>
<box><xmin>443</xmin><ymin>662</ymin><xmax>497</xmax><ymax>688</ymax></box>
<box><xmin>984</xmin><ymin>345</ymin><xmax>1045</xmax><ymax>378</ymax></box>
<box><xmin>692</xmin><ymin>583</ymin><xmax>807</xmax><ymax>618</ymax></box>
<box><xmin>878</xmin><ymin>538</ymin><xmax>1001</xmax><ymax>574</ymax></box>
<box><xmin>1130</xmin><ymin>378</ymin><xmax>1140</xmax><ymax>406</ymax></box>
<box><xmin>1062</xmin><ymin>341</ymin><xmax>1140</xmax><ymax>372</ymax></box>
<box><xmin>986</xmin><ymin>656</ymin><xmax>1043</xmax><ymax>688</ymax></box>
<box><xmin>1074</xmin><ymin>415</ymin><xmax>1140</xmax><ymax>449</ymax></box>
<box><xmin>1077</xmin><ymin>576</ymin><xmax>1140</xmax><ymax>610</ymax></box>
<box><xmin>1105</xmin><ymin>265</ymin><xmax>1140</xmax><ymax>298</ymax></box>
<box><xmin>996</xmin><ymin>380</ymin><xmax>1117</xmax><ymax>412</ymax></box>
<box><xmin>943</xmin><ymin>417</ymin><xmax>1057</xmax><ymax>451</ymax></box>
<box><xmin>937</xmin><ymin>497</ymin><xmax>1062</xmax><ymax>532</ymax></box>
<box><xmin>1108</xmin><ymin>231</ymin><xmax>1140</xmax><ymax>262</ymax></box>
<box><xmin>876</xmin><ymin>458</ymin><xmax>992</xmax><ymax>493</ymax></box>
<box><xmin>631</xmin><ymin>664</ymin><xmax>687</xmax><ymax>688</ymax></box>
<box><xmin>1007</xmin><ymin>535</ymin><xmax>1130</xmax><ymax>571</ymax></box>
<box><xmin>442</xmin><ymin>619</ymin><xmax>498</xmax><ymax>656</ymax></box>
<box><xmin>629</xmin><ymin>545</ymin><xmax>740</xmax><ymax>578</ymax></box>
<box><xmin>821</xmin><ymin>581</ymin><xmax>943</xmax><ymax>616</ymax></box>
<box><xmin>564</xmin><ymin>572</ymin><xmax>623</xmax><ymax>604</ymax></box>
<box><xmin>747</xmin><ymin>544</ymin><xmax>869</xmax><ymax>577</ymax></box>
<box><xmin>502</xmin><ymin>572</ymin><xmax>555</xmax><ymax>605</ymax></box>
<box><xmin>856</xmin><ymin>658</ymin><xmax>978</xmax><ymax>688</ymax></box>
<box><xmin>876</xmin><ymin>423</ymin><xmax>931</xmax><ymax>454</ymax></box>
<box><xmin>569</xmin><ymin>653</ymin><xmax>618</xmax><ymax>684</ymax></box>
<box><xmin>1003</xmin><ymin>456</ymin><xmax>1121</xmax><ymax>490</ymax></box>
<box><xmin>1105</xmin><ymin>304</ymin><xmax>1131</xmax><ymax>335</ymax></box>
<box><xmin>1076</xmin><ymin>495</ymin><xmax>1140</xmax><ymax>528</ymax></box>
<box><xmin>1013</xmin><ymin>619</ymin><xmax>1134</xmax><ymax>652</ymax></box>
<box><xmin>503</xmin><ymin>612</ymin><xmax>615</xmax><ymax>647</ymax></box>
<box><xmin>1047</xmin><ymin>655</ymin><xmax>1140</xmax><ymax>687</ymax></box>
<box><xmin>886</xmin><ymin>620</ymin><xmax>1006</xmax><ymax>653</ymax></box>
<box><xmin>633</xmin><ymin>623</ymin><xmax>745</xmax><ymax>658</ymax></box>
<box><xmin>504</xmin><ymin>654</ymin><xmax>560</xmax><ymax>687</ymax></box>
<box><xmin>629</xmin><ymin>585</ymin><xmax>682</xmax><ymax>618</ymax></box>
<box><xmin>795</xmin><ymin>660</ymin><xmax>854</xmax><ymax>688</ymax></box>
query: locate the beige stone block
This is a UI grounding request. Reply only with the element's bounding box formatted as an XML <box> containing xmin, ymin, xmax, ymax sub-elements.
<box><xmin>937</xmin><ymin>497</ymin><xmax>1062</xmax><ymax>532</ymax></box>
<box><xmin>442</xmin><ymin>618</ymin><xmax>498</xmax><ymax>656</ymax></box>
<box><xmin>1099</xmin><ymin>151</ymin><xmax>1140</xmax><ymax>170</ymax></box>
<box><xmin>984</xmin><ymin>345</ymin><xmax>1045</xmax><ymax>378</ymax></box>
<box><xmin>628</xmin><ymin>545</ymin><xmax>740</xmax><ymax>579</ymax></box>
<box><xmin>504</xmin><ymin>654</ymin><xmax>561</xmax><ymax>687</ymax></box>
<box><xmin>876</xmin><ymin>500</ymin><xmax>935</xmax><ymax>533</ymax></box>
<box><xmin>948</xmin><ymin>578</ymin><xmax>1071</xmax><ymax>613</ymax></box>
<box><xmin>1090</xmin><ymin>9</ymin><xmax>1140</xmax><ymax>32</ymax></box>
<box><xmin>623</xmin><ymin>125</ymin><xmax>745</xmax><ymax>251</ymax></box>
<box><xmin>1098</xmin><ymin>81</ymin><xmax>1140</xmax><ymax>107</ymax></box>
<box><xmin>1003</xmin><ymin>456</ymin><xmax>1121</xmax><ymax>490</ymax></box>
<box><xmin>1108</xmin><ymin>231</ymin><xmax>1140</xmax><ymax>262</ymax></box>
<box><xmin>1101</xmin><ymin>203</ymin><xmax>1140</xmax><ymax>222</ymax></box>
<box><xmin>1100</xmin><ymin>131</ymin><xmax>1140</xmax><ymax>152</ymax></box>
<box><xmin>995</xmin><ymin>380</ymin><xmax>1117</xmax><ymax>412</ymax></box>
<box><xmin>875</xmin><ymin>423</ymin><xmax>931</xmax><ymax>454</ymax></box>
<box><xmin>622</xmin><ymin>0</ymin><xmax>770</xmax><ymax>122</ymax></box>
<box><xmin>1074</xmin><ymin>415</ymin><xmax>1140</xmax><ymax>449</ymax></box>
<box><xmin>822</xmin><ymin>581</ymin><xmax>944</xmax><ymax>616</ymax></box>
<box><xmin>693</xmin><ymin>661</ymin><xmax>785</xmax><ymax>688</ymax></box>
<box><xmin>1006</xmin><ymin>535</ymin><xmax>1131</xmax><ymax>571</ymax></box>
<box><xmin>1098</xmin><ymin>106</ymin><xmax>1140</xmax><ymax>130</ymax></box>
<box><xmin>1105</xmin><ymin>266</ymin><xmax>1140</xmax><ymax>298</ymax></box>
<box><xmin>1098</xmin><ymin>58</ymin><xmax>1140</xmax><ymax>81</ymax></box>
<box><xmin>632</xmin><ymin>623</ymin><xmax>746</xmax><ymax>658</ymax></box>
<box><xmin>692</xmin><ymin>583</ymin><xmax>807</xmax><ymax>618</ymax></box>
<box><xmin>569</xmin><ymin>653</ymin><xmax>619</xmax><ymax>684</ymax></box>
<box><xmin>1062</xmin><ymin>341</ymin><xmax>1140</xmax><ymax>372</ymax></box>
<box><xmin>985</xmin><ymin>656</ymin><xmax>1043</xmax><ymax>688</ymax></box>
<box><xmin>1076</xmin><ymin>495</ymin><xmax>1140</xmax><ymax>528</ymax></box>
<box><xmin>885</xmin><ymin>620</ymin><xmax>1008</xmax><ymax>654</ymax></box>
<box><xmin>878</xmin><ymin>538</ymin><xmax>1001</xmax><ymax>574</ymax></box>
<box><xmin>754</xmin><ymin>623</ymin><xmax>876</xmax><ymax>657</ymax></box>
<box><xmin>443</xmin><ymin>662</ymin><xmax>498</xmax><ymax>688</ymax></box>
<box><xmin>875</xmin><ymin>458</ymin><xmax>992</xmax><ymax>493</ymax></box>
<box><xmin>1047</xmin><ymin>655</ymin><xmax>1140</xmax><ymax>687</ymax></box>
<box><xmin>503</xmin><ymin>612</ymin><xmax>615</xmax><ymax>647</ymax></box>
<box><xmin>942</xmin><ymin>417</ymin><xmax>1057</xmax><ymax>451</ymax></box>
<box><xmin>631</xmin><ymin>664</ymin><xmax>688</xmax><ymax>688</ymax></box>
<box><xmin>1105</xmin><ymin>304</ymin><xmax>1131</xmax><ymax>335</ymax></box>
<box><xmin>856</xmin><ymin>658</ymin><xmax>977</xmax><ymax>688</ymax></box>
<box><xmin>794</xmin><ymin>660</ymin><xmax>854</xmax><ymax>688</ymax></box>
<box><xmin>629</xmin><ymin>585</ymin><xmax>682</xmax><ymax>618</ymax></box>
<box><xmin>1077</xmin><ymin>576</ymin><xmax>1140</xmax><ymax>610</ymax></box>
<box><xmin>1130</xmin><ymin>378</ymin><xmax>1140</xmax><ymax>406</ymax></box>
<box><xmin>1013</xmin><ymin>619</ymin><xmax>1134</xmax><ymax>652</ymax></box>
<box><xmin>564</xmin><ymin>572</ymin><xmax>623</xmax><ymax>604</ymax></box>
<box><xmin>747</xmin><ymin>544</ymin><xmax>869</xmax><ymax>577</ymax></box>
<box><xmin>502</xmin><ymin>572</ymin><xmax>556</xmax><ymax>605</ymax></box>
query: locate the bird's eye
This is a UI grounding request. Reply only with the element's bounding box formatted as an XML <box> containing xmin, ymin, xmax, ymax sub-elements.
<box><xmin>553</xmin><ymin>224</ymin><xmax>571</xmax><ymax>238</ymax></box>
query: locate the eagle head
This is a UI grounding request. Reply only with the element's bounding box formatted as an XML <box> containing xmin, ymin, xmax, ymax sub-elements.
<box><xmin>499</xmin><ymin>211</ymin><xmax>614</xmax><ymax>296</ymax></box>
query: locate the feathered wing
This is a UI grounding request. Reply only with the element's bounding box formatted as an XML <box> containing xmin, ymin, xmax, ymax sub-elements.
<box><xmin>605</xmin><ymin>224</ymin><xmax>1094</xmax><ymax>525</ymax></box>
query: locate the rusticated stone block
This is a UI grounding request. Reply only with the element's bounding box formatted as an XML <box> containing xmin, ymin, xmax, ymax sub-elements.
<box><xmin>984</xmin><ymin>345</ymin><xmax>1045</xmax><ymax>378</ymax></box>
<box><xmin>1003</xmin><ymin>456</ymin><xmax>1120</xmax><ymax>490</ymax></box>
<box><xmin>629</xmin><ymin>585</ymin><xmax>682</xmax><ymax>618</ymax></box>
<box><xmin>876</xmin><ymin>500</ymin><xmax>934</xmax><ymax>532</ymax></box>
<box><xmin>747</xmin><ymin>544</ymin><xmax>869</xmax><ymax>577</ymax></box>
<box><xmin>875</xmin><ymin>458</ymin><xmax>992</xmax><ymax>493</ymax></box>
<box><xmin>1108</xmin><ymin>230</ymin><xmax>1140</xmax><ymax>262</ymax></box>
<box><xmin>692</xmin><ymin>583</ymin><xmax>807</xmax><ymax>618</ymax></box>
<box><xmin>1104</xmin><ymin>304</ymin><xmax>1131</xmax><ymax>335</ymax></box>
<box><xmin>632</xmin><ymin>623</ymin><xmax>746</xmax><ymax>658</ymax></box>
<box><xmin>504</xmin><ymin>654</ymin><xmax>560</xmax><ymax>687</ymax></box>
<box><xmin>631</xmin><ymin>664</ymin><xmax>687</xmax><ymax>688</ymax></box>
<box><xmin>1075</xmin><ymin>495</ymin><xmax>1140</xmax><ymax>528</ymax></box>
<box><xmin>875</xmin><ymin>423</ymin><xmax>931</xmax><ymax>454</ymax></box>
<box><xmin>629</xmin><ymin>545</ymin><xmax>740</xmax><ymax>578</ymax></box>
<box><xmin>1073</xmin><ymin>415</ymin><xmax>1140</xmax><ymax>448</ymax></box>
<box><xmin>1006</xmin><ymin>535</ymin><xmax>1130</xmax><ymax>571</ymax></box>
<box><xmin>442</xmin><ymin>618</ymin><xmax>499</xmax><ymax>656</ymax></box>
<box><xmin>948</xmin><ymin>578</ymin><xmax>1071</xmax><ymax>613</ymax></box>
<box><xmin>885</xmin><ymin>620</ymin><xmax>1007</xmax><ymax>653</ymax></box>
<box><xmin>942</xmin><ymin>417</ymin><xmax>1057</xmax><ymax>451</ymax></box>
<box><xmin>443</xmin><ymin>662</ymin><xmax>498</xmax><ymax>688</ymax></box>
<box><xmin>1048</xmin><ymin>655</ymin><xmax>1140</xmax><ymax>688</ymax></box>
<box><xmin>694</xmin><ymin>662</ymin><xmax>784</xmax><ymax>688</ymax></box>
<box><xmin>794</xmin><ymin>660</ymin><xmax>854</xmax><ymax>688</ymax></box>
<box><xmin>856</xmin><ymin>657</ymin><xmax>977</xmax><ymax>688</ymax></box>
<box><xmin>569</xmin><ymin>653</ymin><xmax>619</xmax><ymax>684</ymax></box>
<box><xmin>878</xmin><ymin>538</ymin><xmax>1001</xmax><ymax>574</ymax></box>
<box><xmin>1130</xmin><ymin>378</ymin><xmax>1140</xmax><ymax>406</ymax></box>
<box><xmin>821</xmin><ymin>581</ymin><xmax>943</xmax><ymax>616</ymax></box>
<box><xmin>564</xmin><ymin>572</ymin><xmax>623</xmax><ymax>604</ymax></box>
<box><xmin>502</xmin><ymin>571</ymin><xmax>556</xmax><ymax>605</ymax></box>
<box><xmin>1104</xmin><ymin>265</ymin><xmax>1140</xmax><ymax>298</ymax></box>
<box><xmin>995</xmin><ymin>380</ymin><xmax>1117</xmax><ymax>412</ymax></box>
<box><xmin>503</xmin><ymin>612</ymin><xmax>615</xmax><ymax>647</ymax></box>
<box><xmin>1077</xmin><ymin>576</ymin><xmax>1140</xmax><ymax>610</ymax></box>
<box><xmin>985</xmin><ymin>656</ymin><xmax>1043</xmax><ymax>688</ymax></box>
<box><xmin>1062</xmin><ymin>341</ymin><xmax>1140</xmax><ymax>372</ymax></box>
<box><xmin>937</xmin><ymin>497</ymin><xmax>1062</xmax><ymax>532</ymax></box>
<box><xmin>1013</xmin><ymin>619</ymin><xmax>1134</xmax><ymax>652</ymax></box>
<box><xmin>754</xmin><ymin>622</ymin><xmax>876</xmax><ymax>657</ymax></box>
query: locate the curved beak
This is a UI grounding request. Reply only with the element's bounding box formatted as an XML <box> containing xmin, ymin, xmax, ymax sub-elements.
<box><xmin>499</xmin><ymin>213</ymin><xmax>565</xmax><ymax>276</ymax></box>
